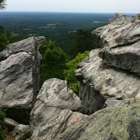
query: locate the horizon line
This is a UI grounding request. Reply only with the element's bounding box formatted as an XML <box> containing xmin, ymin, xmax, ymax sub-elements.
<box><xmin>0</xmin><ymin>11</ymin><xmax>138</xmax><ymax>14</ymax></box>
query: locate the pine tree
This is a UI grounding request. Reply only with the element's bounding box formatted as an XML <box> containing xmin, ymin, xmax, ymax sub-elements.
<box><xmin>40</xmin><ymin>40</ymin><xmax>67</xmax><ymax>86</ymax></box>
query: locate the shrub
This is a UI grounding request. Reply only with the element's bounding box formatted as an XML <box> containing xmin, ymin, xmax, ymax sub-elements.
<box><xmin>64</xmin><ymin>51</ymin><xmax>89</xmax><ymax>95</ymax></box>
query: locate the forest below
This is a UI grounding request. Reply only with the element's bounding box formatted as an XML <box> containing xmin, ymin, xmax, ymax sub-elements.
<box><xmin>0</xmin><ymin>12</ymin><xmax>115</xmax><ymax>54</ymax></box>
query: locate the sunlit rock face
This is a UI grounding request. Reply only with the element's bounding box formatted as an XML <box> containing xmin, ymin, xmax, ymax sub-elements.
<box><xmin>0</xmin><ymin>36</ymin><xmax>45</xmax><ymax>123</ymax></box>
<box><xmin>93</xmin><ymin>13</ymin><xmax>140</xmax><ymax>76</ymax></box>
<box><xmin>75</xmin><ymin>49</ymin><xmax>140</xmax><ymax>114</ymax></box>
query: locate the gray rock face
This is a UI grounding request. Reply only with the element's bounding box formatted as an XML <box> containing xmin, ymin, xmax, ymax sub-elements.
<box><xmin>37</xmin><ymin>78</ymin><xmax>82</xmax><ymax>110</ymax></box>
<box><xmin>29</xmin><ymin>79</ymin><xmax>140</xmax><ymax>140</ymax></box>
<box><xmin>2</xmin><ymin>13</ymin><xmax>140</xmax><ymax>140</ymax></box>
<box><xmin>78</xmin><ymin>82</ymin><xmax>106</xmax><ymax>115</ymax></box>
<box><xmin>0</xmin><ymin>52</ymin><xmax>33</xmax><ymax>108</ymax></box>
<box><xmin>54</xmin><ymin>13</ymin><xmax>140</xmax><ymax>140</ymax></box>
<box><xmin>0</xmin><ymin>36</ymin><xmax>45</xmax><ymax>123</ymax></box>
<box><xmin>93</xmin><ymin>13</ymin><xmax>140</xmax><ymax>76</ymax></box>
<box><xmin>75</xmin><ymin>13</ymin><xmax>140</xmax><ymax>114</ymax></box>
<box><xmin>93</xmin><ymin>13</ymin><xmax>140</xmax><ymax>48</ymax></box>
<box><xmin>30</xmin><ymin>78</ymin><xmax>86</xmax><ymax>140</ymax></box>
<box><xmin>75</xmin><ymin>49</ymin><xmax>140</xmax><ymax>114</ymax></box>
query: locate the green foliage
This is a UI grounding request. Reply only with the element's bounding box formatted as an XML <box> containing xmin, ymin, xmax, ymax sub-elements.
<box><xmin>0</xmin><ymin>25</ymin><xmax>17</xmax><ymax>51</ymax></box>
<box><xmin>0</xmin><ymin>107</ymin><xmax>6</xmax><ymax>120</ymax></box>
<box><xmin>0</xmin><ymin>107</ymin><xmax>7</xmax><ymax>140</ymax></box>
<box><xmin>39</xmin><ymin>40</ymin><xmax>67</xmax><ymax>86</ymax></box>
<box><xmin>46</xmin><ymin>33</ymin><xmax>76</xmax><ymax>56</ymax></box>
<box><xmin>64</xmin><ymin>51</ymin><xmax>89</xmax><ymax>95</ymax></box>
<box><xmin>0</xmin><ymin>33</ymin><xmax>9</xmax><ymax>51</ymax></box>
<box><xmin>0</xmin><ymin>129</ymin><xmax>7</xmax><ymax>140</ymax></box>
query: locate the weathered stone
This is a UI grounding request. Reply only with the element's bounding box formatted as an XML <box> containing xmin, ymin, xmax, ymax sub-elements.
<box><xmin>0</xmin><ymin>117</ymin><xmax>19</xmax><ymax>131</ymax></box>
<box><xmin>37</xmin><ymin>78</ymin><xmax>82</xmax><ymax>110</ymax></box>
<box><xmin>30</xmin><ymin>78</ymin><xmax>86</xmax><ymax>140</ymax></box>
<box><xmin>93</xmin><ymin>13</ymin><xmax>140</xmax><ymax>48</ymax></box>
<box><xmin>13</xmin><ymin>124</ymin><xmax>31</xmax><ymax>140</ymax></box>
<box><xmin>78</xmin><ymin>82</ymin><xmax>105</xmax><ymax>115</ymax></box>
<box><xmin>99</xmin><ymin>40</ymin><xmax>140</xmax><ymax>76</ymax></box>
<box><xmin>55</xmin><ymin>98</ymin><xmax>140</xmax><ymax>140</ymax></box>
<box><xmin>93</xmin><ymin>13</ymin><xmax>140</xmax><ymax>76</ymax></box>
<box><xmin>0</xmin><ymin>36</ymin><xmax>44</xmax><ymax>61</ymax></box>
<box><xmin>75</xmin><ymin>49</ymin><xmax>140</xmax><ymax>114</ymax></box>
<box><xmin>105</xmin><ymin>99</ymin><xmax>121</xmax><ymax>107</ymax></box>
<box><xmin>0</xmin><ymin>52</ymin><xmax>33</xmax><ymax>108</ymax></box>
<box><xmin>0</xmin><ymin>36</ymin><xmax>45</xmax><ymax>123</ymax></box>
<box><xmin>2</xmin><ymin>13</ymin><xmax>140</xmax><ymax>140</ymax></box>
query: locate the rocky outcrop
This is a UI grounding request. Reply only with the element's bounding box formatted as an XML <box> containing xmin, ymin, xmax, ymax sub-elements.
<box><xmin>1</xmin><ymin>13</ymin><xmax>140</xmax><ymax>140</ymax></box>
<box><xmin>55</xmin><ymin>98</ymin><xmax>140</xmax><ymax>140</ymax></box>
<box><xmin>30</xmin><ymin>78</ymin><xmax>86</xmax><ymax>140</ymax></box>
<box><xmin>93</xmin><ymin>13</ymin><xmax>140</xmax><ymax>76</ymax></box>
<box><xmin>0</xmin><ymin>36</ymin><xmax>45</xmax><ymax>123</ymax></box>
<box><xmin>75</xmin><ymin>13</ymin><xmax>140</xmax><ymax>115</ymax></box>
<box><xmin>75</xmin><ymin>49</ymin><xmax>140</xmax><ymax>113</ymax></box>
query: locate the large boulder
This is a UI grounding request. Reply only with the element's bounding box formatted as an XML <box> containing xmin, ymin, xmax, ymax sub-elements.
<box><xmin>75</xmin><ymin>49</ymin><xmax>140</xmax><ymax>114</ymax></box>
<box><xmin>37</xmin><ymin>78</ymin><xmax>82</xmax><ymax>110</ymax></box>
<box><xmin>30</xmin><ymin>78</ymin><xmax>86</xmax><ymax>140</ymax></box>
<box><xmin>0</xmin><ymin>36</ymin><xmax>45</xmax><ymax>123</ymax></box>
<box><xmin>75</xmin><ymin>13</ymin><xmax>140</xmax><ymax>115</ymax></box>
<box><xmin>93</xmin><ymin>13</ymin><xmax>140</xmax><ymax>76</ymax></box>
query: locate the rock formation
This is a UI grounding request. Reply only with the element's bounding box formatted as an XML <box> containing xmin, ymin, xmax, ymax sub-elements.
<box><xmin>1</xmin><ymin>13</ymin><xmax>140</xmax><ymax>140</ymax></box>
<box><xmin>93</xmin><ymin>13</ymin><xmax>140</xmax><ymax>76</ymax></box>
<box><xmin>55</xmin><ymin>98</ymin><xmax>140</xmax><ymax>140</ymax></box>
<box><xmin>30</xmin><ymin>78</ymin><xmax>86</xmax><ymax>140</ymax></box>
<box><xmin>0</xmin><ymin>36</ymin><xmax>45</xmax><ymax>123</ymax></box>
<box><xmin>75</xmin><ymin>13</ymin><xmax>140</xmax><ymax>114</ymax></box>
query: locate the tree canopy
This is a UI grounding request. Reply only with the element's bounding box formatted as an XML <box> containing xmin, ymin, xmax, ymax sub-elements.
<box><xmin>0</xmin><ymin>25</ymin><xmax>17</xmax><ymax>51</ymax></box>
<box><xmin>70</xmin><ymin>29</ymin><xmax>98</xmax><ymax>58</ymax></box>
<box><xmin>39</xmin><ymin>40</ymin><xmax>67</xmax><ymax>87</ymax></box>
<box><xmin>64</xmin><ymin>51</ymin><xmax>89</xmax><ymax>95</ymax></box>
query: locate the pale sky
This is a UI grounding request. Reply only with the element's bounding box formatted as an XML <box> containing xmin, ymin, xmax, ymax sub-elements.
<box><xmin>3</xmin><ymin>0</ymin><xmax>140</xmax><ymax>13</ymax></box>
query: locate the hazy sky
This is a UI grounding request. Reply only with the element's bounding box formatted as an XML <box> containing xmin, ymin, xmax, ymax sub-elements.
<box><xmin>3</xmin><ymin>0</ymin><xmax>140</xmax><ymax>13</ymax></box>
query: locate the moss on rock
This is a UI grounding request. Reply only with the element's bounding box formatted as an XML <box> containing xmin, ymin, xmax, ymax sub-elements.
<box><xmin>56</xmin><ymin>98</ymin><xmax>140</xmax><ymax>140</ymax></box>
